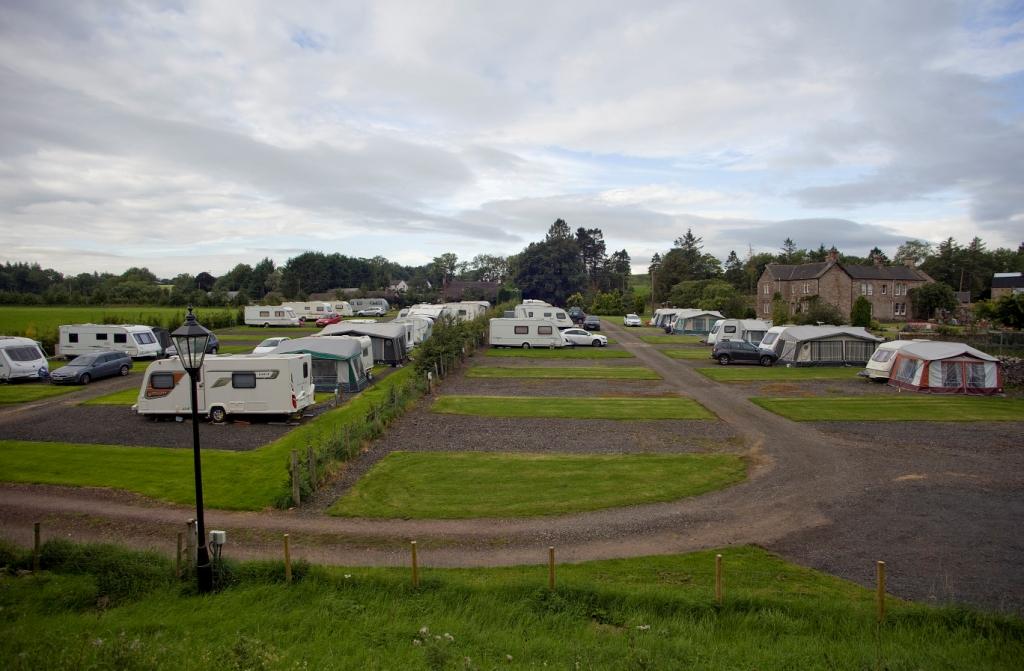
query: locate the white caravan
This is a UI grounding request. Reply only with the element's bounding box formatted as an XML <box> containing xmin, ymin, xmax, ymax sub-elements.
<box><xmin>489</xmin><ymin>318</ymin><xmax>566</xmax><ymax>349</ymax></box>
<box><xmin>349</xmin><ymin>298</ymin><xmax>391</xmax><ymax>312</ymax></box>
<box><xmin>651</xmin><ymin>308</ymin><xmax>684</xmax><ymax>329</ymax></box>
<box><xmin>281</xmin><ymin>301</ymin><xmax>335</xmax><ymax>322</ymax></box>
<box><xmin>859</xmin><ymin>339</ymin><xmax>927</xmax><ymax>381</ymax></box>
<box><xmin>443</xmin><ymin>302</ymin><xmax>487</xmax><ymax>322</ymax></box>
<box><xmin>706</xmin><ymin>319</ymin><xmax>773</xmax><ymax>346</ymax></box>
<box><xmin>329</xmin><ymin>301</ymin><xmax>354</xmax><ymax>316</ymax></box>
<box><xmin>57</xmin><ymin>324</ymin><xmax>162</xmax><ymax>359</ymax></box>
<box><xmin>0</xmin><ymin>336</ymin><xmax>49</xmax><ymax>381</ymax></box>
<box><xmin>135</xmin><ymin>353</ymin><xmax>314</xmax><ymax>422</ymax></box>
<box><xmin>393</xmin><ymin>315</ymin><xmax>433</xmax><ymax>345</ymax></box>
<box><xmin>513</xmin><ymin>303</ymin><xmax>572</xmax><ymax>329</ymax></box>
<box><xmin>244</xmin><ymin>305</ymin><xmax>301</xmax><ymax>327</ymax></box>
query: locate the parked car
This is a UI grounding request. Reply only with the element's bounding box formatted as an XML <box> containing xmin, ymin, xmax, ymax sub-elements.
<box><xmin>561</xmin><ymin>328</ymin><xmax>608</xmax><ymax>347</ymax></box>
<box><xmin>252</xmin><ymin>337</ymin><xmax>290</xmax><ymax>355</ymax></box>
<box><xmin>356</xmin><ymin>307</ymin><xmax>387</xmax><ymax>317</ymax></box>
<box><xmin>315</xmin><ymin>313</ymin><xmax>343</xmax><ymax>328</ymax></box>
<box><xmin>568</xmin><ymin>307</ymin><xmax>586</xmax><ymax>325</ymax></box>
<box><xmin>164</xmin><ymin>332</ymin><xmax>220</xmax><ymax>357</ymax></box>
<box><xmin>623</xmin><ymin>314</ymin><xmax>642</xmax><ymax>327</ymax></box>
<box><xmin>712</xmin><ymin>340</ymin><xmax>777</xmax><ymax>366</ymax></box>
<box><xmin>49</xmin><ymin>351</ymin><xmax>132</xmax><ymax>384</ymax></box>
<box><xmin>582</xmin><ymin>315</ymin><xmax>601</xmax><ymax>331</ymax></box>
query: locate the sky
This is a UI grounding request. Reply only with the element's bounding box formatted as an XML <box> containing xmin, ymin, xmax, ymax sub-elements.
<box><xmin>1</xmin><ymin>0</ymin><xmax>1022</xmax><ymax>278</ymax></box>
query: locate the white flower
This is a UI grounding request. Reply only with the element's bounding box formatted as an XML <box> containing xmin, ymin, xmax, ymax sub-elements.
<box><xmin>443</xmin><ymin>633</ymin><xmax>454</xmax><ymax>642</ymax></box>
<box><xmin>506</xmin><ymin>654</ymin><xmax>514</xmax><ymax>661</ymax></box>
<box><xmin>92</xmin><ymin>639</ymin><xmax>104</xmax><ymax>647</ymax></box>
<box><xmin>636</xmin><ymin>624</ymin><xmax>650</xmax><ymax>631</ymax></box>
<box><xmin>419</xmin><ymin>626</ymin><xmax>429</xmax><ymax>635</ymax></box>
<box><xmin>412</xmin><ymin>639</ymin><xmax>422</xmax><ymax>646</ymax></box>
<box><xmin>344</xmin><ymin>574</ymin><xmax>352</xmax><ymax>579</ymax></box>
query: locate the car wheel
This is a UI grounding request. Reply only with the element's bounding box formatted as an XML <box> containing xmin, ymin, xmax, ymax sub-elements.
<box><xmin>209</xmin><ymin>407</ymin><xmax>226</xmax><ymax>423</ymax></box>
<box><xmin>592</xmin><ymin>339</ymin><xmax>602</xmax><ymax>347</ymax></box>
<box><xmin>80</xmin><ymin>373</ymin><xmax>91</xmax><ymax>384</ymax></box>
<box><xmin>119</xmin><ymin>364</ymin><xmax>130</xmax><ymax>376</ymax></box>
<box><xmin>717</xmin><ymin>355</ymin><xmax>730</xmax><ymax>365</ymax></box>
<box><xmin>522</xmin><ymin>342</ymin><xmax>531</xmax><ymax>349</ymax></box>
<box><xmin>760</xmin><ymin>356</ymin><xmax>774</xmax><ymax>367</ymax></box>
<box><xmin>209</xmin><ymin>347</ymin><xmax>218</xmax><ymax>355</ymax></box>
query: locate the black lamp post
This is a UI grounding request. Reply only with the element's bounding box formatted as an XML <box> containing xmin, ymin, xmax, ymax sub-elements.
<box><xmin>171</xmin><ymin>306</ymin><xmax>213</xmax><ymax>593</ymax></box>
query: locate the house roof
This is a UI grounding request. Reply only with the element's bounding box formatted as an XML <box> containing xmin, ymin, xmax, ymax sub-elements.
<box><xmin>840</xmin><ymin>264</ymin><xmax>928</xmax><ymax>281</ymax></box>
<box><xmin>765</xmin><ymin>261</ymin><xmax>832</xmax><ymax>280</ymax></box>
<box><xmin>992</xmin><ymin>272</ymin><xmax>1024</xmax><ymax>289</ymax></box>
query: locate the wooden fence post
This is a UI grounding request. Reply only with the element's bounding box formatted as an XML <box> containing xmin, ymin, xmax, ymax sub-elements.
<box><xmin>32</xmin><ymin>522</ymin><xmax>40</xmax><ymax>573</ymax></box>
<box><xmin>715</xmin><ymin>554</ymin><xmax>723</xmax><ymax>604</ymax></box>
<box><xmin>426</xmin><ymin>371</ymin><xmax>432</xmax><ymax>394</ymax></box>
<box><xmin>176</xmin><ymin>532</ymin><xmax>183</xmax><ymax>578</ymax></box>
<box><xmin>876</xmin><ymin>561</ymin><xmax>886</xmax><ymax>622</ymax></box>
<box><xmin>306</xmin><ymin>445</ymin><xmax>316</xmax><ymax>489</ymax></box>
<box><xmin>411</xmin><ymin>541</ymin><xmax>419</xmax><ymax>587</ymax></box>
<box><xmin>186</xmin><ymin>519</ymin><xmax>197</xmax><ymax>567</ymax></box>
<box><xmin>284</xmin><ymin>534</ymin><xmax>292</xmax><ymax>584</ymax></box>
<box><xmin>548</xmin><ymin>546</ymin><xmax>556</xmax><ymax>590</ymax></box>
<box><xmin>290</xmin><ymin>450</ymin><xmax>301</xmax><ymax>507</ymax></box>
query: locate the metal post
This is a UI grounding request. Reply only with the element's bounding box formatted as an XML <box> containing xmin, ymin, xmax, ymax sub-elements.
<box><xmin>188</xmin><ymin>369</ymin><xmax>213</xmax><ymax>593</ymax></box>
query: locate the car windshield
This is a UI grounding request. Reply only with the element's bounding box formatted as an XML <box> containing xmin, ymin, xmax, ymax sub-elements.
<box><xmin>68</xmin><ymin>356</ymin><xmax>96</xmax><ymax>366</ymax></box>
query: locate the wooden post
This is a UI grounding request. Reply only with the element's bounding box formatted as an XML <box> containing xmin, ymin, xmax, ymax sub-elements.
<box><xmin>410</xmin><ymin>541</ymin><xmax>419</xmax><ymax>587</ymax></box>
<box><xmin>715</xmin><ymin>554</ymin><xmax>723</xmax><ymax>604</ymax></box>
<box><xmin>290</xmin><ymin>450</ymin><xmax>300</xmax><ymax>506</ymax></box>
<box><xmin>306</xmin><ymin>445</ymin><xmax>316</xmax><ymax>488</ymax></box>
<box><xmin>284</xmin><ymin>534</ymin><xmax>292</xmax><ymax>584</ymax></box>
<box><xmin>176</xmin><ymin>532</ymin><xmax>183</xmax><ymax>578</ymax></box>
<box><xmin>344</xmin><ymin>426</ymin><xmax>350</xmax><ymax>457</ymax></box>
<box><xmin>32</xmin><ymin>522</ymin><xmax>40</xmax><ymax>573</ymax></box>
<box><xmin>426</xmin><ymin>371</ymin><xmax>432</xmax><ymax>394</ymax></box>
<box><xmin>548</xmin><ymin>546</ymin><xmax>555</xmax><ymax>590</ymax></box>
<box><xmin>876</xmin><ymin>561</ymin><xmax>886</xmax><ymax>622</ymax></box>
<box><xmin>186</xmin><ymin>519</ymin><xmax>197</xmax><ymax>567</ymax></box>
<box><xmin>434</xmin><ymin>362</ymin><xmax>439</xmax><ymax>381</ymax></box>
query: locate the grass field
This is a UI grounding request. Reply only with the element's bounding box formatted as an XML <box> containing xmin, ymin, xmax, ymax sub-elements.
<box><xmin>661</xmin><ymin>348</ymin><xmax>712</xmax><ymax>360</ymax></box>
<box><xmin>467</xmin><ymin>366</ymin><xmax>660</xmax><ymax>380</ymax></box>
<box><xmin>432</xmin><ymin>395</ymin><xmax>714</xmax><ymax>420</ymax></box>
<box><xmin>217</xmin><ymin>344</ymin><xmax>254</xmax><ymax>354</ymax></box>
<box><xmin>331</xmin><ymin>451</ymin><xmax>745</xmax><ymax>518</ymax></box>
<box><xmin>486</xmin><ymin>348</ymin><xmax>633</xmax><ymax>359</ymax></box>
<box><xmin>2</xmin><ymin>541</ymin><xmax>1020</xmax><ymax>670</ymax></box>
<box><xmin>752</xmin><ymin>396</ymin><xmax>1024</xmax><ymax>421</ymax></box>
<box><xmin>0</xmin><ymin>384</ymin><xmax>81</xmax><ymax>405</ymax></box>
<box><xmin>699</xmin><ymin>367</ymin><xmax>861</xmax><ymax>382</ymax></box>
<box><xmin>639</xmin><ymin>334</ymin><xmax>704</xmax><ymax>344</ymax></box>
<box><xmin>0</xmin><ymin>367</ymin><xmax>418</xmax><ymax>510</ymax></box>
<box><xmin>0</xmin><ymin>306</ymin><xmax>238</xmax><ymax>343</ymax></box>
<box><xmin>216</xmin><ymin>326</ymin><xmax>319</xmax><ymax>336</ymax></box>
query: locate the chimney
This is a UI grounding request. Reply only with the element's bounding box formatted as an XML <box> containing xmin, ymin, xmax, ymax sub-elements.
<box><xmin>903</xmin><ymin>258</ymin><xmax>916</xmax><ymax>268</ymax></box>
<box><xmin>827</xmin><ymin>247</ymin><xmax>838</xmax><ymax>263</ymax></box>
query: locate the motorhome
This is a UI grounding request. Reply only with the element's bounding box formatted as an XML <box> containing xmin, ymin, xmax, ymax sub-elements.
<box><xmin>513</xmin><ymin>303</ymin><xmax>572</xmax><ymax>329</ymax></box>
<box><xmin>281</xmin><ymin>301</ymin><xmax>335</xmax><ymax>322</ymax></box>
<box><xmin>489</xmin><ymin>318</ymin><xmax>566</xmax><ymax>349</ymax></box>
<box><xmin>135</xmin><ymin>353</ymin><xmax>314</xmax><ymax>422</ymax></box>
<box><xmin>859</xmin><ymin>339</ymin><xmax>926</xmax><ymax>381</ymax></box>
<box><xmin>57</xmin><ymin>324</ymin><xmax>162</xmax><ymax>359</ymax></box>
<box><xmin>244</xmin><ymin>305</ymin><xmax>301</xmax><ymax>327</ymax></box>
<box><xmin>0</xmin><ymin>336</ymin><xmax>48</xmax><ymax>382</ymax></box>
<box><xmin>706</xmin><ymin>319</ymin><xmax>772</xmax><ymax>346</ymax></box>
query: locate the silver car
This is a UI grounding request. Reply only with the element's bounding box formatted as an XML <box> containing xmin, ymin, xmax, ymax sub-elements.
<box><xmin>50</xmin><ymin>351</ymin><xmax>132</xmax><ymax>384</ymax></box>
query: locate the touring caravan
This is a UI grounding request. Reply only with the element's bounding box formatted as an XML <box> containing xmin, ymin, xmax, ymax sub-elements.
<box><xmin>706</xmin><ymin>319</ymin><xmax>772</xmax><ymax>346</ymax></box>
<box><xmin>489</xmin><ymin>318</ymin><xmax>566</xmax><ymax>349</ymax></box>
<box><xmin>318</xmin><ymin>323</ymin><xmax>409</xmax><ymax>365</ymax></box>
<box><xmin>244</xmin><ymin>305</ymin><xmax>301</xmax><ymax>327</ymax></box>
<box><xmin>265</xmin><ymin>336</ymin><xmax>369</xmax><ymax>392</ymax></box>
<box><xmin>135</xmin><ymin>353</ymin><xmax>314</xmax><ymax>422</ymax></box>
<box><xmin>349</xmin><ymin>298</ymin><xmax>391</xmax><ymax>313</ymax></box>
<box><xmin>859</xmin><ymin>340</ymin><xmax>926</xmax><ymax>381</ymax></box>
<box><xmin>668</xmin><ymin>310</ymin><xmax>724</xmax><ymax>337</ymax></box>
<box><xmin>393</xmin><ymin>315</ymin><xmax>433</xmax><ymax>345</ymax></box>
<box><xmin>444</xmin><ymin>302</ymin><xmax>487</xmax><ymax>322</ymax></box>
<box><xmin>281</xmin><ymin>301</ymin><xmax>335</xmax><ymax>322</ymax></box>
<box><xmin>57</xmin><ymin>324</ymin><xmax>162</xmax><ymax>359</ymax></box>
<box><xmin>761</xmin><ymin>326</ymin><xmax>882</xmax><ymax>366</ymax></box>
<box><xmin>0</xmin><ymin>336</ymin><xmax>49</xmax><ymax>382</ymax></box>
<box><xmin>513</xmin><ymin>303</ymin><xmax>572</xmax><ymax>329</ymax></box>
<box><xmin>329</xmin><ymin>301</ymin><xmax>354</xmax><ymax>316</ymax></box>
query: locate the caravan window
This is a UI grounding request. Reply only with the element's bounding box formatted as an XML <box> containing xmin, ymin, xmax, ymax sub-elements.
<box><xmin>151</xmin><ymin>373</ymin><xmax>175</xmax><ymax>389</ymax></box>
<box><xmin>133</xmin><ymin>332</ymin><xmax>156</xmax><ymax>345</ymax></box>
<box><xmin>274</xmin><ymin>311</ymin><xmax>285</xmax><ymax>318</ymax></box>
<box><xmin>303</xmin><ymin>362</ymin><xmax>309</xmax><ymax>378</ymax></box>
<box><xmin>114</xmin><ymin>333</ymin><xmax>127</xmax><ymax>343</ymax></box>
<box><xmin>556</xmin><ymin>313</ymin><xmax>566</xmax><ymax>320</ymax></box>
<box><xmin>761</xmin><ymin>332</ymin><xmax>778</xmax><ymax>346</ymax></box>
<box><xmin>514</xmin><ymin>326</ymin><xmax>529</xmax><ymax>335</ymax></box>
<box><xmin>68</xmin><ymin>333</ymin><xmax>78</xmax><ymax>343</ymax></box>
<box><xmin>232</xmin><ymin>372</ymin><xmax>257</xmax><ymax>389</ymax></box>
<box><xmin>259</xmin><ymin>310</ymin><xmax>270</xmax><ymax>317</ymax></box>
<box><xmin>3</xmin><ymin>346</ymin><xmax>42</xmax><ymax>362</ymax></box>
<box><xmin>810</xmin><ymin>340</ymin><xmax>843</xmax><ymax>361</ymax></box>
<box><xmin>538</xmin><ymin>326</ymin><xmax>553</xmax><ymax>335</ymax></box>
<box><xmin>870</xmin><ymin>349</ymin><xmax>894</xmax><ymax>363</ymax></box>
<box><xmin>95</xmin><ymin>333</ymin><xmax>108</xmax><ymax>341</ymax></box>
<box><xmin>724</xmin><ymin>325</ymin><xmax>737</xmax><ymax>334</ymax></box>
<box><xmin>846</xmin><ymin>341</ymin><xmax>876</xmax><ymax>361</ymax></box>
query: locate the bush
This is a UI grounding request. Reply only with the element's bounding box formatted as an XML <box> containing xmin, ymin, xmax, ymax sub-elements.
<box><xmin>851</xmin><ymin>296</ymin><xmax>872</xmax><ymax>327</ymax></box>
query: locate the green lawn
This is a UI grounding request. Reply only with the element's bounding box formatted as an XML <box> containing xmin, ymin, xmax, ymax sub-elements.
<box><xmin>699</xmin><ymin>367</ymin><xmax>861</xmax><ymax>382</ymax></box>
<box><xmin>752</xmin><ymin>396</ymin><xmax>1024</xmax><ymax>421</ymax></box>
<box><xmin>467</xmin><ymin>366</ymin><xmax>660</xmax><ymax>380</ymax></box>
<box><xmin>432</xmin><ymin>395</ymin><xmax>713</xmax><ymax>420</ymax></box>
<box><xmin>640</xmin><ymin>335</ymin><xmax>704</xmax><ymax>344</ymax></box>
<box><xmin>218</xmin><ymin>343</ymin><xmax>254</xmax><ymax>354</ymax></box>
<box><xmin>4</xmin><ymin>543</ymin><xmax>1019</xmax><ymax>670</ymax></box>
<box><xmin>81</xmin><ymin>388</ymin><xmax>140</xmax><ymax>406</ymax></box>
<box><xmin>0</xmin><ymin>367</ymin><xmax>418</xmax><ymax>510</ymax></box>
<box><xmin>331</xmin><ymin>451</ymin><xmax>745</xmax><ymax>518</ymax></box>
<box><xmin>0</xmin><ymin>306</ymin><xmax>237</xmax><ymax>345</ymax></box>
<box><xmin>661</xmin><ymin>348</ymin><xmax>713</xmax><ymax>360</ymax></box>
<box><xmin>0</xmin><ymin>384</ymin><xmax>81</xmax><ymax>405</ymax></box>
<box><xmin>486</xmin><ymin>348</ymin><xmax>633</xmax><ymax>359</ymax></box>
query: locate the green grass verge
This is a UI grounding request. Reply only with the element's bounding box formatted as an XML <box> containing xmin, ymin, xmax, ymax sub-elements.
<box><xmin>640</xmin><ymin>335</ymin><xmax>704</xmax><ymax>344</ymax></box>
<box><xmin>467</xmin><ymin>366</ymin><xmax>660</xmax><ymax>380</ymax></box>
<box><xmin>432</xmin><ymin>395</ymin><xmax>713</xmax><ymax>420</ymax></box>
<box><xmin>0</xmin><ymin>367</ymin><xmax>419</xmax><ymax>510</ymax></box>
<box><xmin>218</xmin><ymin>344</ymin><xmax>255</xmax><ymax>354</ymax></box>
<box><xmin>81</xmin><ymin>388</ymin><xmax>139</xmax><ymax>406</ymax></box>
<box><xmin>0</xmin><ymin>384</ymin><xmax>81</xmax><ymax>405</ymax></box>
<box><xmin>699</xmin><ymin>367</ymin><xmax>861</xmax><ymax>382</ymax></box>
<box><xmin>2</xmin><ymin>542</ymin><xmax>1020</xmax><ymax>670</ymax></box>
<box><xmin>752</xmin><ymin>396</ymin><xmax>1024</xmax><ymax>421</ymax></box>
<box><xmin>661</xmin><ymin>348</ymin><xmax>713</xmax><ymax>360</ymax></box>
<box><xmin>486</xmin><ymin>348</ymin><xmax>633</xmax><ymax>359</ymax></box>
<box><xmin>330</xmin><ymin>451</ymin><xmax>745</xmax><ymax>518</ymax></box>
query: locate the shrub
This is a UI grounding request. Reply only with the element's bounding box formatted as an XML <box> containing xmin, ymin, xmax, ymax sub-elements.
<box><xmin>851</xmin><ymin>296</ymin><xmax>872</xmax><ymax>327</ymax></box>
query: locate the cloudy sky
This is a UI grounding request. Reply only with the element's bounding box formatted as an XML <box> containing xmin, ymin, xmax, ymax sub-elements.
<box><xmin>1</xmin><ymin>0</ymin><xmax>1022</xmax><ymax>277</ymax></box>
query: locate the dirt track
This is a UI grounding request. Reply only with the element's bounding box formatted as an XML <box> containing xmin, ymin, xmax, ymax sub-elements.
<box><xmin>1</xmin><ymin>322</ymin><xmax>1022</xmax><ymax>614</ymax></box>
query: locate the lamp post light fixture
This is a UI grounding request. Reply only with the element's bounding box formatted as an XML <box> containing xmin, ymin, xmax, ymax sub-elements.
<box><xmin>171</xmin><ymin>306</ymin><xmax>214</xmax><ymax>593</ymax></box>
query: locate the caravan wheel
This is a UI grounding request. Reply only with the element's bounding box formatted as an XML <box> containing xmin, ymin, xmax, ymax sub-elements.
<box><xmin>263</xmin><ymin>322</ymin><xmax>270</xmax><ymax>328</ymax></box>
<box><xmin>760</xmin><ymin>356</ymin><xmax>774</xmax><ymax>367</ymax></box>
<box><xmin>209</xmin><ymin>407</ymin><xmax>226</xmax><ymax>423</ymax></box>
<box><xmin>522</xmin><ymin>342</ymin><xmax>531</xmax><ymax>349</ymax></box>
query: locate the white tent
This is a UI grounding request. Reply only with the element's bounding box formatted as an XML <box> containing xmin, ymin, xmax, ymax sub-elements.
<box><xmin>888</xmin><ymin>341</ymin><xmax>1003</xmax><ymax>395</ymax></box>
<box><xmin>773</xmin><ymin>326</ymin><xmax>883</xmax><ymax>366</ymax></box>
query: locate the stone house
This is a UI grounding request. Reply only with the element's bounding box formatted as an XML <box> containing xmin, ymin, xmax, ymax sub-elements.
<box><xmin>991</xmin><ymin>272</ymin><xmax>1024</xmax><ymax>299</ymax></box>
<box><xmin>756</xmin><ymin>250</ymin><xmax>933</xmax><ymax>321</ymax></box>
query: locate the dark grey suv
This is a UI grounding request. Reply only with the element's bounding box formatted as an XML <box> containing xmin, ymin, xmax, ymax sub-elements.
<box><xmin>711</xmin><ymin>340</ymin><xmax>777</xmax><ymax>366</ymax></box>
<box><xmin>50</xmin><ymin>350</ymin><xmax>133</xmax><ymax>384</ymax></box>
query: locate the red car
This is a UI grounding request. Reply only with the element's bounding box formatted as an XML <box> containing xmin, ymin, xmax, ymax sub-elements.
<box><xmin>315</xmin><ymin>313</ymin><xmax>343</xmax><ymax>327</ymax></box>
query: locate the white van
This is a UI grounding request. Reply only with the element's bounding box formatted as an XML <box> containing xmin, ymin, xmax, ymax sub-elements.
<box><xmin>135</xmin><ymin>353</ymin><xmax>314</xmax><ymax>422</ymax></box>
<box><xmin>489</xmin><ymin>318</ymin><xmax>566</xmax><ymax>349</ymax></box>
<box><xmin>281</xmin><ymin>301</ymin><xmax>335</xmax><ymax>322</ymax></box>
<box><xmin>513</xmin><ymin>303</ymin><xmax>572</xmax><ymax>329</ymax></box>
<box><xmin>244</xmin><ymin>305</ymin><xmax>301</xmax><ymax>327</ymax></box>
<box><xmin>0</xmin><ymin>336</ymin><xmax>49</xmax><ymax>381</ymax></box>
<box><xmin>57</xmin><ymin>324</ymin><xmax>162</xmax><ymax>359</ymax></box>
<box><xmin>860</xmin><ymin>340</ymin><xmax>926</xmax><ymax>381</ymax></box>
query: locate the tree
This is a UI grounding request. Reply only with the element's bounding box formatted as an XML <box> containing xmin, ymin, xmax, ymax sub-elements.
<box><xmin>195</xmin><ymin>272</ymin><xmax>217</xmax><ymax>292</ymax></box>
<box><xmin>575</xmin><ymin>227</ymin><xmax>607</xmax><ymax>288</ymax></box>
<box><xmin>589</xmin><ymin>291</ymin><xmax>624</xmax><ymax>315</ymax></box>
<box><xmin>908</xmin><ymin>282</ymin><xmax>957</xmax><ymax>319</ymax></box>
<box><xmin>771</xmin><ymin>293</ymin><xmax>790</xmax><ymax>325</ymax></box>
<box><xmin>431</xmin><ymin>253</ymin><xmax>460</xmax><ymax>287</ymax></box>
<box><xmin>792</xmin><ymin>296</ymin><xmax>843</xmax><ymax>325</ymax></box>
<box><xmin>723</xmin><ymin>250</ymin><xmax>745</xmax><ymax>291</ymax></box>
<box><xmin>697</xmin><ymin>280</ymin><xmax>748</xmax><ymax>317</ymax></box>
<box><xmin>894</xmin><ymin>240</ymin><xmax>932</xmax><ymax>267</ymax></box>
<box><xmin>465</xmin><ymin>254</ymin><xmax>509</xmax><ymax>283</ymax></box>
<box><xmin>513</xmin><ymin>220</ymin><xmax>585</xmax><ymax>305</ymax></box>
<box><xmin>851</xmin><ymin>295</ymin><xmax>872</xmax><ymax>327</ymax></box>
<box><xmin>867</xmin><ymin>247</ymin><xmax>889</xmax><ymax>265</ymax></box>
<box><xmin>993</xmin><ymin>294</ymin><xmax>1024</xmax><ymax>328</ymax></box>
<box><xmin>566</xmin><ymin>292</ymin><xmax>585</xmax><ymax>308</ymax></box>
<box><xmin>780</xmin><ymin>238</ymin><xmax>798</xmax><ymax>263</ymax></box>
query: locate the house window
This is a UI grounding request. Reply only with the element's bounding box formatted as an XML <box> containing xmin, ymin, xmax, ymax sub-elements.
<box><xmin>867</xmin><ymin>284</ymin><xmax>873</xmax><ymax>296</ymax></box>
<box><xmin>538</xmin><ymin>326</ymin><xmax>553</xmax><ymax>335</ymax></box>
<box><xmin>791</xmin><ymin>284</ymin><xmax>797</xmax><ymax>295</ymax></box>
<box><xmin>95</xmin><ymin>333</ymin><xmax>108</xmax><ymax>341</ymax></box>
<box><xmin>763</xmin><ymin>303</ymin><xmax>770</xmax><ymax>314</ymax></box>
<box><xmin>69</xmin><ymin>333</ymin><xmax>78</xmax><ymax>343</ymax></box>
<box><xmin>803</xmin><ymin>282</ymin><xmax>809</xmax><ymax>294</ymax></box>
<box><xmin>114</xmin><ymin>333</ymin><xmax>127</xmax><ymax>343</ymax></box>
<box><xmin>881</xmin><ymin>284</ymin><xmax>887</xmax><ymax>295</ymax></box>
<box><xmin>763</xmin><ymin>284</ymin><xmax>770</xmax><ymax>295</ymax></box>
<box><xmin>232</xmin><ymin>372</ymin><xmax>257</xmax><ymax>389</ymax></box>
<box><xmin>895</xmin><ymin>283</ymin><xmax>906</xmax><ymax>296</ymax></box>
<box><xmin>860</xmin><ymin>282</ymin><xmax>868</xmax><ymax>295</ymax></box>
<box><xmin>514</xmin><ymin>325</ymin><xmax>529</xmax><ymax>335</ymax></box>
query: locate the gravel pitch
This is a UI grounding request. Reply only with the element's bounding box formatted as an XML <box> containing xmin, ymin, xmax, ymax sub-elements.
<box><xmin>444</xmin><ymin>376</ymin><xmax>681</xmax><ymax>398</ymax></box>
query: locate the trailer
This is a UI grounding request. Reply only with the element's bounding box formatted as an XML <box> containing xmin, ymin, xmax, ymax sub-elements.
<box><xmin>489</xmin><ymin>318</ymin><xmax>566</xmax><ymax>348</ymax></box>
<box><xmin>57</xmin><ymin>324</ymin><xmax>162</xmax><ymax>359</ymax></box>
<box><xmin>135</xmin><ymin>353</ymin><xmax>314</xmax><ymax>422</ymax></box>
<box><xmin>281</xmin><ymin>301</ymin><xmax>335</xmax><ymax>322</ymax></box>
<box><xmin>513</xmin><ymin>303</ymin><xmax>572</xmax><ymax>329</ymax></box>
<box><xmin>244</xmin><ymin>305</ymin><xmax>301</xmax><ymax>327</ymax></box>
<box><xmin>0</xmin><ymin>336</ymin><xmax>49</xmax><ymax>382</ymax></box>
